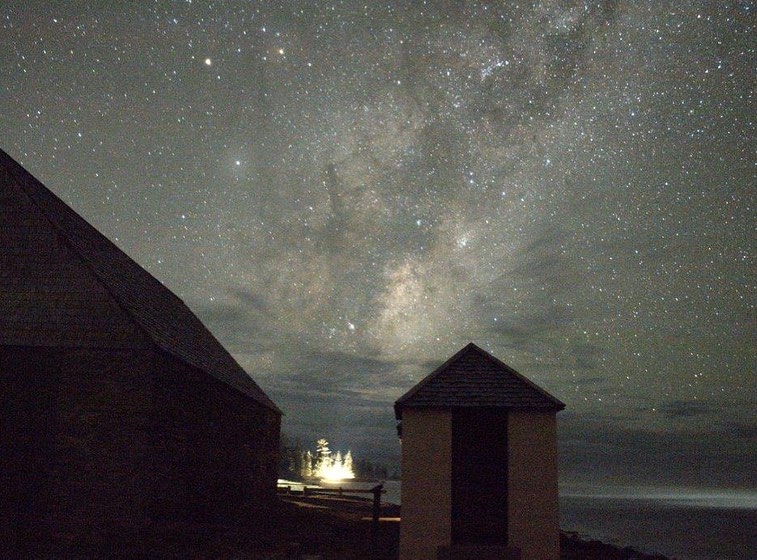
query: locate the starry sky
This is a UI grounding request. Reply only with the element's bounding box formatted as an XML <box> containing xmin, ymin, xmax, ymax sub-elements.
<box><xmin>2</xmin><ymin>1</ymin><xmax>754</xmax><ymax>490</ymax></box>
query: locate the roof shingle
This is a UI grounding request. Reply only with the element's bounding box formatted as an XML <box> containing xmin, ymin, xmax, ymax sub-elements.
<box><xmin>0</xmin><ymin>148</ymin><xmax>280</xmax><ymax>413</ymax></box>
<box><xmin>395</xmin><ymin>342</ymin><xmax>565</xmax><ymax>419</ymax></box>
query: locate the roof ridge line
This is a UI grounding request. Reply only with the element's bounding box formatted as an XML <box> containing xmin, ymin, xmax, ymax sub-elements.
<box><xmin>1</xmin><ymin>148</ymin><xmax>280</xmax><ymax>413</ymax></box>
<box><xmin>475</xmin><ymin>345</ymin><xmax>565</xmax><ymax>408</ymax></box>
<box><xmin>4</xmin><ymin>151</ymin><xmax>161</xmax><ymax>351</ymax></box>
<box><xmin>395</xmin><ymin>342</ymin><xmax>565</xmax><ymax>419</ymax></box>
<box><xmin>394</xmin><ymin>342</ymin><xmax>478</xmax><ymax>406</ymax></box>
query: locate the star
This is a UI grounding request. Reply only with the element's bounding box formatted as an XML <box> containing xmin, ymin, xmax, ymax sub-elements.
<box><xmin>4</xmin><ymin>3</ymin><xmax>753</xmax><ymax>539</ymax></box>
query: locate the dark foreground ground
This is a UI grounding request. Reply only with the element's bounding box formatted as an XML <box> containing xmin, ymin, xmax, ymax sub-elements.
<box><xmin>172</xmin><ymin>494</ymin><xmax>673</xmax><ymax>559</ymax></box>
<box><xmin>27</xmin><ymin>494</ymin><xmax>674</xmax><ymax>559</ymax></box>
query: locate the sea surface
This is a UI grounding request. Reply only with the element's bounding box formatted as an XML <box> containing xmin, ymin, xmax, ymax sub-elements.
<box><xmin>559</xmin><ymin>486</ymin><xmax>757</xmax><ymax>560</ymax></box>
<box><xmin>318</xmin><ymin>481</ymin><xmax>756</xmax><ymax>560</ymax></box>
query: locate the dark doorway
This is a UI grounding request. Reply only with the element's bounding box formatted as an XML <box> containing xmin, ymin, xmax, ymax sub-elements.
<box><xmin>451</xmin><ymin>408</ymin><xmax>508</xmax><ymax>545</ymax></box>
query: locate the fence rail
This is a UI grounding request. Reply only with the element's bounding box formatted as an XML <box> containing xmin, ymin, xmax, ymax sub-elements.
<box><xmin>278</xmin><ymin>484</ymin><xmax>385</xmax><ymax>498</ymax></box>
<box><xmin>277</xmin><ymin>483</ymin><xmax>386</xmax><ymax>557</ymax></box>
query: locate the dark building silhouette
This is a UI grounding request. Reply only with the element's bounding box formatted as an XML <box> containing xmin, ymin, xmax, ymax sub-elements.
<box><xmin>0</xmin><ymin>149</ymin><xmax>281</xmax><ymax>554</ymax></box>
<box><xmin>395</xmin><ymin>343</ymin><xmax>565</xmax><ymax>560</ymax></box>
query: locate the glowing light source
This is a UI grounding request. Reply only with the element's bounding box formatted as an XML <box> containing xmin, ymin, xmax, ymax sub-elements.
<box><xmin>317</xmin><ymin>460</ymin><xmax>355</xmax><ymax>482</ymax></box>
<box><xmin>312</xmin><ymin>440</ymin><xmax>355</xmax><ymax>482</ymax></box>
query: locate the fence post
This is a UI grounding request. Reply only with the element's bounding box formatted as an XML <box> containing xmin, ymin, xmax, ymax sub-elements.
<box><xmin>370</xmin><ymin>484</ymin><xmax>383</xmax><ymax>558</ymax></box>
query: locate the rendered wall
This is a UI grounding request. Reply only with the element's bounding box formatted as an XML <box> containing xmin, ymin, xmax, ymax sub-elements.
<box><xmin>507</xmin><ymin>411</ymin><xmax>560</xmax><ymax>560</ymax></box>
<box><xmin>399</xmin><ymin>408</ymin><xmax>452</xmax><ymax>560</ymax></box>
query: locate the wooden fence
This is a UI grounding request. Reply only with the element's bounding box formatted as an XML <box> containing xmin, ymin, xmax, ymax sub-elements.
<box><xmin>277</xmin><ymin>483</ymin><xmax>387</xmax><ymax>556</ymax></box>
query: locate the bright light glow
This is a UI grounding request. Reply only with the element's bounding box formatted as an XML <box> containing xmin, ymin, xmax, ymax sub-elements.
<box><xmin>204</xmin><ymin>58</ymin><xmax>212</xmax><ymax>66</ymax></box>
<box><xmin>307</xmin><ymin>439</ymin><xmax>355</xmax><ymax>482</ymax></box>
<box><xmin>317</xmin><ymin>460</ymin><xmax>354</xmax><ymax>482</ymax></box>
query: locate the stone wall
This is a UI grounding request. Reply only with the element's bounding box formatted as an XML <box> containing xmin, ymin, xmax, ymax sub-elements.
<box><xmin>0</xmin><ymin>345</ymin><xmax>280</xmax><ymax>555</ymax></box>
<box><xmin>151</xmin><ymin>351</ymin><xmax>281</xmax><ymax>526</ymax></box>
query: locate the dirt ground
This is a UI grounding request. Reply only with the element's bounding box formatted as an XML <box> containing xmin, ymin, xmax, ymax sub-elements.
<box><xmin>25</xmin><ymin>494</ymin><xmax>670</xmax><ymax>559</ymax></box>
<box><xmin>191</xmin><ymin>493</ymin><xmax>401</xmax><ymax>559</ymax></box>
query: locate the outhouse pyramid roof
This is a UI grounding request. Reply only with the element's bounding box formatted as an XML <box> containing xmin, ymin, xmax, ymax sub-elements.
<box><xmin>394</xmin><ymin>342</ymin><xmax>564</xmax><ymax>419</ymax></box>
<box><xmin>0</xmin><ymin>148</ymin><xmax>279</xmax><ymax>413</ymax></box>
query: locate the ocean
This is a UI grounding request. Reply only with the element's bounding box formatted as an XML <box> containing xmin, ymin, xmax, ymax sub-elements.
<box><xmin>376</xmin><ymin>481</ymin><xmax>756</xmax><ymax>560</ymax></box>
<box><xmin>559</xmin><ymin>489</ymin><xmax>757</xmax><ymax>560</ymax></box>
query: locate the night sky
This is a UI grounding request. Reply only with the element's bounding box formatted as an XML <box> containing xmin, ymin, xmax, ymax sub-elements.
<box><xmin>3</xmin><ymin>1</ymin><xmax>754</xmax><ymax>491</ymax></box>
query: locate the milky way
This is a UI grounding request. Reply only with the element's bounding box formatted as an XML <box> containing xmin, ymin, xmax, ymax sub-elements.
<box><xmin>3</xmin><ymin>1</ymin><xmax>754</xmax><ymax>488</ymax></box>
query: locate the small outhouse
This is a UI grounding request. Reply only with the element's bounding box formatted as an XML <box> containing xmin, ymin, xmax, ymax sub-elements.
<box><xmin>395</xmin><ymin>343</ymin><xmax>565</xmax><ymax>560</ymax></box>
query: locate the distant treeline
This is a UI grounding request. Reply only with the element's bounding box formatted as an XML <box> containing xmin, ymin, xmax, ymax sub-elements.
<box><xmin>279</xmin><ymin>434</ymin><xmax>395</xmax><ymax>480</ymax></box>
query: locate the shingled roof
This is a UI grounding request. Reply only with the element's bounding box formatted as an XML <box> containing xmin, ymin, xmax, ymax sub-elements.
<box><xmin>395</xmin><ymin>342</ymin><xmax>564</xmax><ymax>419</ymax></box>
<box><xmin>0</xmin><ymin>148</ymin><xmax>279</xmax><ymax>413</ymax></box>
